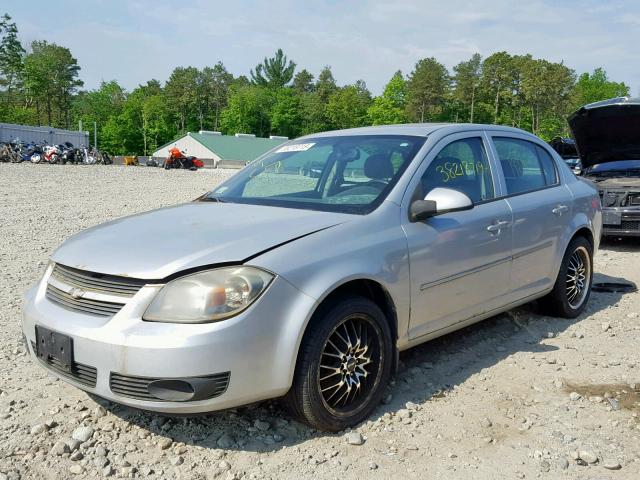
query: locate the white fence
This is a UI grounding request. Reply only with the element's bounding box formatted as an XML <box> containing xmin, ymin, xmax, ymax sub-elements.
<box><xmin>0</xmin><ymin>122</ymin><xmax>89</xmax><ymax>146</ymax></box>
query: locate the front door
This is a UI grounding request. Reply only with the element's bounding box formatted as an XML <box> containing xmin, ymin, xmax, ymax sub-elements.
<box><xmin>403</xmin><ymin>133</ymin><xmax>513</xmax><ymax>339</ymax></box>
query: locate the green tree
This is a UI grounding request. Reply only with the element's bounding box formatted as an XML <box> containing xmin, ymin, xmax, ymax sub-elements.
<box><xmin>293</xmin><ymin>69</ymin><xmax>314</xmax><ymax>93</ymax></box>
<box><xmin>164</xmin><ymin>66</ymin><xmax>199</xmax><ymax>133</ymax></box>
<box><xmin>452</xmin><ymin>53</ymin><xmax>482</xmax><ymax>122</ymax></box>
<box><xmin>251</xmin><ymin>48</ymin><xmax>296</xmax><ymax>88</ymax></box>
<box><xmin>72</xmin><ymin>80</ymin><xmax>126</xmax><ymax>146</ymax></box>
<box><xmin>270</xmin><ymin>88</ymin><xmax>302</xmax><ymax>138</ymax></box>
<box><xmin>572</xmin><ymin>68</ymin><xmax>629</xmax><ymax>108</ymax></box>
<box><xmin>480</xmin><ymin>51</ymin><xmax>516</xmax><ymax>124</ymax></box>
<box><xmin>0</xmin><ymin>14</ymin><xmax>25</xmax><ymax>95</ymax></box>
<box><xmin>367</xmin><ymin>71</ymin><xmax>408</xmax><ymax>125</ymax></box>
<box><xmin>201</xmin><ymin>62</ymin><xmax>234</xmax><ymax>130</ymax></box>
<box><xmin>220</xmin><ymin>84</ymin><xmax>272</xmax><ymax>137</ymax></box>
<box><xmin>406</xmin><ymin>58</ymin><xmax>449</xmax><ymax>122</ymax></box>
<box><xmin>22</xmin><ymin>40</ymin><xmax>82</xmax><ymax>127</ymax></box>
<box><xmin>326</xmin><ymin>81</ymin><xmax>372</xmax><ymax>129</ymax></box>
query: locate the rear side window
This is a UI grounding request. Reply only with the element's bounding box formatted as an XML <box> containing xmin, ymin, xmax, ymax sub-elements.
<box><xmin>493</xmin><ymin>137</ymin><xmax>557</xmax><ymax>195</ymax></box>
<box><xmin>535</xmin><ymin>146</ymin><xmax>559</xmax><ymax>185</ymax></box>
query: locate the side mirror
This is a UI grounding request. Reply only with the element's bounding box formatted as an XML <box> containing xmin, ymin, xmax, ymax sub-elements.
<box><xmin>410</xmin><ymin>187</ymin><xmax>474</xmax><ymax>222</ymax></box>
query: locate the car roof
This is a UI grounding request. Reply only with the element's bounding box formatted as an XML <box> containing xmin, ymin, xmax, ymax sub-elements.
<box><xmin>298</xmin><ymin>123</ymin><xmax>535</xmax><ymax>139</ymax></box>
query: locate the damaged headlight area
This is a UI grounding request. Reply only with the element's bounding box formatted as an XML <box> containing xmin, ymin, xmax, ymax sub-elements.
<box><xmin>599</xmin><ymin>189</ymin><xmax>640</xmax><ymax>207</ymax></box>
<box><xmin>143</xmin><ymin>267</ymin><xmax>274</xmax><ymax>323</ymax></box>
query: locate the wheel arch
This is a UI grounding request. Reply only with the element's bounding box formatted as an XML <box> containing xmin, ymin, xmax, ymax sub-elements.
<box><xmin>293</xmin><ymin>277</ymin><xmax>400</xmax><ymax>379</ymax></box>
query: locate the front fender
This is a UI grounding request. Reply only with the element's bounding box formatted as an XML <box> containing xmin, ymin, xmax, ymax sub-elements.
<box><xmin>250</xmin><ymin>205</ymin><xmax>411</xmax><ymax>349</ymax></box>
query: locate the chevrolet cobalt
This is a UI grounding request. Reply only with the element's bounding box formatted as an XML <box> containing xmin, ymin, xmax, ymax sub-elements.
<box><xmin>23</xmin><ymin>124</ymin><xmax>602</xmax><ymax>431</ymax></box>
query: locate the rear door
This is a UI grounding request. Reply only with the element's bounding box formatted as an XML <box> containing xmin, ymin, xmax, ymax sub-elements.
<box><xmin>487</xmin><ymin>135</ymin><xmax>573</xmax><ymax>300</ymax></box>
<box><xmin>402</xmin><ymin>132</ymin><xmax>513</xmax><ymax>339</ymax></box>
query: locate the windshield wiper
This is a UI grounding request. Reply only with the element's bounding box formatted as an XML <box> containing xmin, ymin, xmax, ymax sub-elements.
<box><xmin>199</xmin><ymin>196</ymin><xmax>226</xmax><ymax>203</ymax></box>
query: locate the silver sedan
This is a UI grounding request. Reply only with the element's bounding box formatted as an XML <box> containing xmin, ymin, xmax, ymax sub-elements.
<box><xmin>22</xmin><ymin>124</ymin><xmax>602</xmax><ymax>431</ymax></box>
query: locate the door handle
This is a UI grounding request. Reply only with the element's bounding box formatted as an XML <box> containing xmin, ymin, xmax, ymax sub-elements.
<box><xmin>486</xmin><ymin>220</ymin><xmax>511</xmax><ymax>233</ymax></box>
<box><xmin>552</xmin><ymin>205</ymin><xmax>569</xmax><ymax>215</ymax></box>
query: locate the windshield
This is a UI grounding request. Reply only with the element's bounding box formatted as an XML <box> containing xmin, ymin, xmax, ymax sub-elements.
<box><xmin>205</xmin><ymin>135</ymin><xmax>426</xmax><ymax>214</ymax></box>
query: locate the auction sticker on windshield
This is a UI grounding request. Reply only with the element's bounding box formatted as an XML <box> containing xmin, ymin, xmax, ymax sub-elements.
<box><xmin>276</xmin><ymin>143</ymin><xmax>315</xmax><ymax>153</ymax></box>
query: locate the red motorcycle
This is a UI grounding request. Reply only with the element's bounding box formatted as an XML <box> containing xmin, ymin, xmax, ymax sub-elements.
<box><xmin>164</xmin><ymin>147</ymin><xmax>204</xmax><ymax>170</ymax></box>
<box><xmin>42</xmin><ymin>144</ymin><xmax>62</xmax><ymax>164</ymax></box>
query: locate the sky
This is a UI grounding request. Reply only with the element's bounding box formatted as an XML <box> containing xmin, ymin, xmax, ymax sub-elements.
<box><xmin>4</xmin><ymin>0</ymin><xmax>640</xmax><ymax>95</ymax></box>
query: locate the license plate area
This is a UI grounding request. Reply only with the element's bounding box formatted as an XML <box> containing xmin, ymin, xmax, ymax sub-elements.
<box><xmin>35</xmin><ymin>326</ymin><xmax>73</xmax><ymax>373</ymax></box>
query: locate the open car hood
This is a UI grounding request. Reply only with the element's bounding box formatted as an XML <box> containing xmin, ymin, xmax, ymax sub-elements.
<box><xmin>568</xmin><ymin>97</ymin><xmax>640</xmax><ymax>169</ymax></box>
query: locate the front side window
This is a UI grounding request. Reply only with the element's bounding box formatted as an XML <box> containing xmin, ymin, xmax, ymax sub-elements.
<box><xmin>493</xmin><ymin>137</ymin><xmax>558</xmax><ymax>195</ymax></box>
<box><xmin>206</xmin><ymin>135</ymin><xmax>426</xmax><ymax>214</ymax></box>
<box><xmin>420</xmin><ymin>137</ymin><xmax>495</xmax><ymax>203</ymax></box>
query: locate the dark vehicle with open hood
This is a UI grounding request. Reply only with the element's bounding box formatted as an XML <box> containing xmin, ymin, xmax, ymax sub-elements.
<box><xmin>569</xmin><ymin>97</ymin><xmax>640</xmax><ymax>237</ymax></box>
<box><xmin>549</xmin><ymin>137</ymin><xmax>581</xmax><ymax>174</ymax></box>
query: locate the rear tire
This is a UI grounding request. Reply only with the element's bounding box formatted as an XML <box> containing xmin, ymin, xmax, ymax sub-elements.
<box><xmin>541</xmin><ymin>236</ymin><xmax>593</xmax><ymax>318</ymax></box>
<box><xmin>286</xmin><ymin>296</ymin><xmax>392</xmax><ymax>432</ymax></box>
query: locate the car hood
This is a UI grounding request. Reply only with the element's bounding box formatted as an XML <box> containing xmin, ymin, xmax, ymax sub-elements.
<box><xmin>51</xmin><ymin>202</ymin><xmax>350</xmax><ymax>279</ymax></box>
<box><xmin>568</xmin><ymin>97</ymin><xmax>640</xmax><ymax>169</ymax></box>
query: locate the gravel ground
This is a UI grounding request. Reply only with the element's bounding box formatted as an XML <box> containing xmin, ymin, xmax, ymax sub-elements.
<box><xmin>0</xmin><ymin>163</ymin><xmax>639</xmax><ymax>480</ymax></box>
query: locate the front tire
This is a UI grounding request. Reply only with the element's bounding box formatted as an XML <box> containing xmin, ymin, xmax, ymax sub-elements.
<box><xmin>541</xmin><ymin>236</ymin><xmax>593</xmax><ymax>318</ymax></box>
<box><xmin>286</xmin><ymin>297</ymin><xmax>392</xmax><ymax>432</ymax></box>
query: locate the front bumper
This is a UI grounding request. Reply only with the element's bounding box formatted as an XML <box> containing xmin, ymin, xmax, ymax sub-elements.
<box><xmin>602</xmin><ymin>206</ymin><xmax>640</xmax><ymax>237</ymax></box>
<box><xmin>22</xmin><ymin>269</ymin><xmax>317</xmax><ymax>413</ymax></box>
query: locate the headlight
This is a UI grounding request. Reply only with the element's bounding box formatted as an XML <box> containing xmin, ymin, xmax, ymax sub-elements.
<box><xmin>143</xmin><ymin>267</ymin><xmax>274</xmax><ymax>324</ymax></box>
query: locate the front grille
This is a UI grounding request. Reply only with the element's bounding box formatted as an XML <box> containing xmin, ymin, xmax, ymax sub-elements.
<box><xmin>46</xmin><ymin>284</ymin><xmax>124</xmax><ymax>317</ymax></box>
<box><xmin>620</xmin><ymin>220</ymin><xmax>640</xmax><ymax>231</ymax></box>
<box><xmin>50</xmin><ymin>263</ymin><xmax>145</xmax><ymax>297</ymax></box>
<box><xmin>110</xmin><ymin>372</ymin><xmax>230</xmax><ymax>402</ymax></box>
<box><xmin>46</xmin><ymin>263</ymin><xmax>146</xmax><ymax>317</ymax></box>
<box><xmin>31</xmin><ymin>341</ymin><xmax>97</xmax><ymax>388</ymax></box>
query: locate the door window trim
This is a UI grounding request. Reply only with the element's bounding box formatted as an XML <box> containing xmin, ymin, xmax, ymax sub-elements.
<box><xmin>483</xmin><ymin>133</ymin><xmax>566</xmax><ymax>202</ymax></box>
<box><xmin>401</xmin><ymin>131</ymin><xmax>501</xmax><ymax>217</ymax></box>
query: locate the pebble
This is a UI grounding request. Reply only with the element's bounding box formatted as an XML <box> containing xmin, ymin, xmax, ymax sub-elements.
<box><xmin>29</xmin><ymin>424</ymin><xmax>47</xmax><ymax>435</ymax></box>
<box><xmin>254</xmin><ymin>419</ymin><xmax>270</xmax><ymax>431</ymax></box>
<box><xmin>66</xmin><ymin>439</ymin><xmax>81</xmax><ymax>452</ymax></box>
<box><xmin>217</xmin><ymin>434</ymin><xmax>235</xmax><ymax>449</ymax></box>
<box><xmin>95</xmin><ymin>445</ymin><xmax>108</xmax><ymax>457</ymax></box>
<box><xmin>368</xmin><ymin>462</ymin><xmax>378</xmax><ymax>470</ymax></box>
<box><xmin>569</xmin><ymin>392</ymin><xmax>582</xmax><ymax>401</ymax></box>
<box><xmin>158</xmin><ymin>437</ymin><xmax>173</xmax><ymax>450</ymax></box>
<box><xmin>578</xmin><ymin>450</ymin><xmax>598</xmax><ymax>464</ymax></box>
<box><xmin>51</xmin><ymin>440</ymin><xmax>70</xmax><ymax>456</ymax></box>
<box><xmin>170</xmin><ymin>456</ymin><xmax>184</xmax><ymax>466</ymax></box>
<box><xmin>603</xmin><ymin>459</ymin><xmax>622</xmax><ymax>470</ymax></box>
<box><xmin>70</xmin><ymin>451</ymin><xmax>83</xmax><ymax>461</ymax></box>
<box><xmin>480</xmin><ymin>417</ymin><xmax>492</xmax><ymax>428</ymax></box>
<box><xmin>93</xmin><ymin>406</ymin><xmax>107</xmax><ymax>418</ymax></box>
<box><xmin>102</xmin><ymin>466</ymin><xmax>114</xmax><ymax>477</ymax></box>
<box><xmin>69</xmin><ymin>465</ymin><xmax>85</xmax><ymax>475</ymax></box>
<box><xmin>345</xmin><ymin>432</ymin><xmax>365</xmax><ymax>445</ymax></box>
<box><xmin>601</xmin><ymin>322</ymin><xmax>611</xmax><ymax>332</ymax></box>
<box><xmin>556</xmin><ymin>457</ymin><xmax>569</xmax><ymax>470</ymax></box>
<box><xmin>71</xmin><ymin>425</ymin><xmax>94</xmax><ymax>443</ymax></box>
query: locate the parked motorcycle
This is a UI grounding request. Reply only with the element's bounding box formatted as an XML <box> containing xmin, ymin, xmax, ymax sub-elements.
<box><xmin>164</xmin><ymin>147</ymin><xmax>203</xmax><ymax>170</ymax></box>
<box><xmin>0</xmin><ymin>142</ymin><xmax>21</xmax><ymax>163</ymax></box>
<box><xmin>60</xmin><ymin>142</ymin><xmax>79</xmax><ymax>164</ymax></box>
<box><xmin>42</xmin><ymin>143</ymin><xmax>62</xmax><ymax>164</ymax></box>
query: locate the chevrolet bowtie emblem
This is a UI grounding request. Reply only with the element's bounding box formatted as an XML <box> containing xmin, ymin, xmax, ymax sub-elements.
<box><xmin>69</xmin><ymin>287</ymin><xmax>85</xmax><ymax>299</ymax></box>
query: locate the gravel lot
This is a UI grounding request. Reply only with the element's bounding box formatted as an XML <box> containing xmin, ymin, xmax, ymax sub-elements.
<box><xmin>1</xmin><ymin>163</ymin><xmax>639</xmax><ymax>480</ymax></box>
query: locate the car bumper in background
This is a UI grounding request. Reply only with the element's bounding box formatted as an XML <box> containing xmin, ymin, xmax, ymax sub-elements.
<box><xmin>602</xmin><ymin>206</ymin><xmax>640</xmax><ymax>237</ymax></box>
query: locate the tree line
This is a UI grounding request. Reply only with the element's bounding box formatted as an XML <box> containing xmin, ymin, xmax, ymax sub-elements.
<box><xmin>0</xmin><ymin>13</ymin><xmax>630</xmax><ymax>155</ymax></box>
